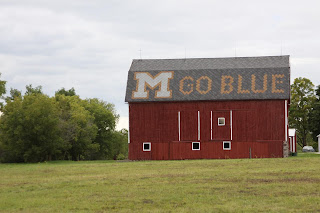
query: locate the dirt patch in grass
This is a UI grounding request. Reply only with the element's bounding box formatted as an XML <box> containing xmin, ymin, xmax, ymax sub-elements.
<box><xmin>158</xmin><ymin>174</ymin><xmax>188</xmax><ymax>178</ymax></box>
<box><xmin>262</xmin><ymin>172</ymin><xmax>298</xmax><ymax>177</ymax></box>
<box><xmin>248</xmin><ymin>179</ymin><xmax>274</xmax><ymax>183</ymax></box>
<box><xmin>247</xmin><ymin>177</ymin><xmax>320</xmax><ymax>184</ymax></box>
<box><xmin>142</xmin><ymin>199</ymin><xmax>154</xmax><ymax>204</ymax></box>
<box><xmin>279</xmin><ymin>177</ymin><xmax>320</xmax><ymax>183</ymax></box>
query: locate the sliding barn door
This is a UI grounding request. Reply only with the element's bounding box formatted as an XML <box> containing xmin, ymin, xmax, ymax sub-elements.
<box><xmin>180</xmin><ymin>110</ymin><xmax>199</xmax><ymax>141</ymax></box>
<box><xmin>232</xmin><ymin>110</ymin><xmax>256</xmax><ymax>142</ymax></box>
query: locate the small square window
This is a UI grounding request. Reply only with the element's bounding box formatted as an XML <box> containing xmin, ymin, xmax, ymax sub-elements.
<box><xmin>218</xmin><ymin>117</ymin><xmax>225</xmax><ymax>126</ymax></box>
<box><xmin>192</xmin><ymin>142</ymin><xmax>200</xmax><ymax>150</ymax></box>
<box><xmin>143</xmin><ymin>142</ymin><xmax>151</xmax><ymax>151</ymax></box>
<box><xmin>223</xmin><ymin>141</ymin><xmax>231</xmax><ymax>150</ymax></box>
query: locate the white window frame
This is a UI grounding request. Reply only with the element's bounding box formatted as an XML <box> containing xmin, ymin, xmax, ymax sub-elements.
<box><xmin>218</xmin><ymin>117</ymin><xmax>225</xmax><ymax>126</ymax></box>
<box><xmin>192</xmin><ymin>142</ymin><xmax>200</xmax><ymax>150</ymax></box>
<box><xmin>143</xmin><ymin>142</ymin><xmax>151</xmax><ymax>151</ymax></box>
<box><xmin>223</xmin><ymin>141</ymin><xmax>231</xmax><ymax>150</ymax></box>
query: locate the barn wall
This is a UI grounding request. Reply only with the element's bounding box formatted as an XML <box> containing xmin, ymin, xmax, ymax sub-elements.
<box><xmin>128</xmin><ymin>100</ymin><xmax>286</xmax><ymax>160</ymax></box>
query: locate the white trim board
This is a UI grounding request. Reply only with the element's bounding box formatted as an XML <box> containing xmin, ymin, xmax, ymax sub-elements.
<box><xmin>285</xmin><ymin>100</ymin><xmax>288</xmax><ymax>141</ymax></box>
<box><xmin>178</xmin><ymin>111</ymin><xmax>181</xmax><ymax>141</ymax></box>
<box><xmin>230</xmin><ymin>110</ymin><xmax>233</xmax><ymax>141</ymax></box>
<box><xmin>198</xmin><ymin>111</ymin><xmax>200</xmax><ymax>141</ymax></box>
<box><xmin>210</xmin><ymin>111</ymin><xmax>213</xmax><ymax>140</ymax></box>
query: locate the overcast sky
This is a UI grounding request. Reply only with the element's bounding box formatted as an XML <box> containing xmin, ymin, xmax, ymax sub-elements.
<box><xmin>1</xmin><ymin>0</ymin><xmax>320</xmax><ymax>130</ymax></box>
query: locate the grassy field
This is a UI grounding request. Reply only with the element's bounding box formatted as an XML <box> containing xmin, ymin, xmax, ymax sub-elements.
<box><xmin>0</xmin><ymin>153</ymin><xmax>320</xmax><ymax>212</ymax></box>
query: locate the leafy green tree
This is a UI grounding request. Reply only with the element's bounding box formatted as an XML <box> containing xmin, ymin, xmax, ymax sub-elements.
<box><xmin>289</xmin><ymin>77</ymin><xmax>316</xmax><ymax>147</ymax></box>
<box><xmin>0</xmin><ymin>73</ymin><xmax>6</xmax><ymax>96</ymax></box>
<box><xmin>6</xmin><ymin>88</ymin><xmax>22</xmax><ymax>101</ymax></box>
<box><xmin>0</xmin><ymin>73</ymin><xmax>6</xmax><ymax>109</ymax></box>
<box><xmin>25</xmin><ymin>84</ymin><xmax>42</xmax><ymax>95</ymax></box>
<box><xmin>112</xmin><ymin>129</ymin><xmax>128</xmax><ymax>160</ymax></box>
<box><xmin>55</xmin><ymin>95</ymin><xmax>98</xmax><ymax>161</ymax></box>
<box><xmin>309</xmin><ymin>85</ymin><xmax>320</xmax><ymax>144</ymax></box>
<box><xmin>0</xmin><ymin>83</ymin><xmax>126</xmax><ymax>162</ymax></box>
<box><xmin>83</xmin><ymin>98</ymin><xmax>119</xmax><ymax>159</ymax></box>
<box><xmin>0</xmin><ymin>94</ymin><xmax>64</xmax><ymax>162</ymax></box>
<box><xmin>55</xmin><ymin>87</ymin><xmax>76</xmax><ymax>96</ymax></box>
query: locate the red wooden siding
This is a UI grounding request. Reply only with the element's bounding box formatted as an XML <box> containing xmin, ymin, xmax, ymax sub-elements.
<box><xmin>128</xmin><ymin>100</ymin><xmax>286</xmax><ymax>160</ymax></box>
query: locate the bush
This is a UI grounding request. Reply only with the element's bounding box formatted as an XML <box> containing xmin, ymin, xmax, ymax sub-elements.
<box><xmin>116</xmin><ymin>153</ymin><xmax>126</xmax><ymax>160</ymax></box>
<box><xmin>310</xmin><ymin>140</ymin><xmax>318</xmax><ymax>152</ymax></box>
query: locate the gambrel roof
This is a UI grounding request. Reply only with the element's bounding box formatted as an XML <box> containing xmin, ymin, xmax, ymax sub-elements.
<box><xmin>129</xmin><ymin>55</ymin><xmax>289</xmax><ymax>71</ymax></box>
<box><xmin>125</xmin><ymin>55</ymin><xmax>290</xmax><ymax>102</ymax></box>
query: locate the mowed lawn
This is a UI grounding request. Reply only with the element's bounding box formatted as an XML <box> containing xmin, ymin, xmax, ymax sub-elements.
<box><xmin>1</xmin><ymin>154</ymin><xmax>320</xmax><ymax>212</ymax></box>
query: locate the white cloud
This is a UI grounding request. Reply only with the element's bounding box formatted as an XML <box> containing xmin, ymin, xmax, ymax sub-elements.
<box><xmin>291</xmin><ymin>58</ymin><xmax>320</xmax><ymax>65</ymax></box>
<box><xmin>0</xmin><ymin>0</ymin><xmax>320</xmax><ymax>119</ymax></box>
<box><xmin>116</xmin><ymin>116</ymin><xmax>129</xmax><ymax>131</ymax></box>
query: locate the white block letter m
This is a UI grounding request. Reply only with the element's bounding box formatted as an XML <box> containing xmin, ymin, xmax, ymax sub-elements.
<box><xmin>132</xmin><ymin>71</ymin><xmax>174</xmax><ymax>99</ymax></box>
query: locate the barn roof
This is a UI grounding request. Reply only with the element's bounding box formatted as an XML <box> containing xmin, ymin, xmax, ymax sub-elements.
<box><xmin>125</xmin><ymin>55</ymin><xmax>290</xmax><ymax>102</ymax></box>
<box><xmin>129</xmin><ymin>55</ymin><xmax>289</xmax><ymax>71</ymax></box>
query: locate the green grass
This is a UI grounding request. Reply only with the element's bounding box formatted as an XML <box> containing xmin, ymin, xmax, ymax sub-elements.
<box><xmin>0</xmin><ymin>154</ymin><xmax>320</xmax><ymax>212</ymax></box>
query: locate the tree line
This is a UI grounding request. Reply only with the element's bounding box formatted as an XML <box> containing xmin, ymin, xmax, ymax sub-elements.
<box><xmin>0</xmin><ymin>77</ymin><xmax>128</xmax><ymax>162</ymax></box>
<box><xmin>289</xmin><ymin>77</ymin><xmax>320</xmax><ymax>150</ymax></box>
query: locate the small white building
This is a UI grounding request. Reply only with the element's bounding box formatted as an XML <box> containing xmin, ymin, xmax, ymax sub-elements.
<box><xmin>288</xmin><ymin>129</ymin><xmax>297</xmax><ymax>153</ymax></box>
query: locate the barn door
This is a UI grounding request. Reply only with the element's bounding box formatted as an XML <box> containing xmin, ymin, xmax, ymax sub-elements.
<box><xmin>232</xmin><ymin>110</ymin><xmax>256</xmax><ymax>142</ymax></box>
<box><xmin>211</xmin><ymin>110</ymin><xmax>231</xmax><ymax>140</ymax></box>
<box><xmin>180</xmin><ymin>110</ymin><xmax>199</xmax><ymax>141</ymax></box>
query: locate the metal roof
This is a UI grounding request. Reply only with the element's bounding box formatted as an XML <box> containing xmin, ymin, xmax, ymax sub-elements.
<box><xmin>125</xmin><ymin>55</ymin><xmax>290</xmax><ymax>102</ymax></box>
<box><xmin>129</xmin><ymin>55</ymin><xmax>290</xmax><ymax>71</ymax></box>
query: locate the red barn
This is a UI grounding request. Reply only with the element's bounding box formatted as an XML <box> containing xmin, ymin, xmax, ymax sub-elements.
<box><xmin>125</xmin><ymin>56</ymin><xmax>291</xmax><ymax>160</ymax></box>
